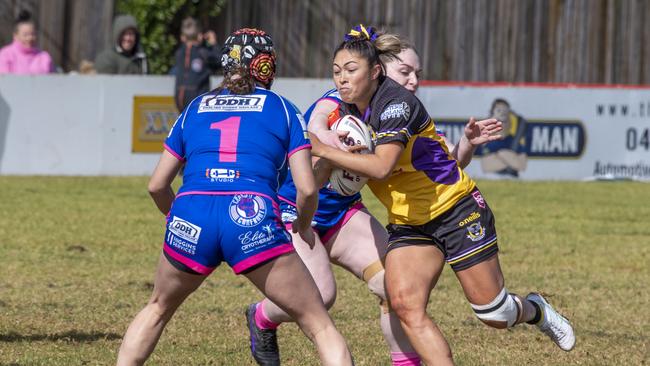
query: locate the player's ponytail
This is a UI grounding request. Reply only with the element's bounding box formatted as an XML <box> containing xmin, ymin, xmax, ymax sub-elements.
<box><xmin>216</xmin><ymin>66</ymin><xmax>256</xmax><ymax>95</ymax></box>
<box><xmin>376</xmin><ymin>33</ymin><xmax>415</xmax><ymax>66</ymax></box>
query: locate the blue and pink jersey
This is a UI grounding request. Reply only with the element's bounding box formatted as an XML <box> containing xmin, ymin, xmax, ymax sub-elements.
<box><xmin>165</xmin><ymin>87</ymin><xmax>310</xmax><ymax>198</ymax></box>
<box><xmin>163</xmin><ymin>87</ymin><xmax>310</xmax><ymax>275</ymax></box>
<box><xmin>277</xmin><ymin>89</ymin><xmax>364</xmax><ymax>233</ymax></box>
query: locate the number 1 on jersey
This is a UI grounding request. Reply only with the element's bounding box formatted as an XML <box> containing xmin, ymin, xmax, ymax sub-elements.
<box><xmin>210</xmin><ymin>116</ymin><xmax>241</xmax><ymax>162</ymax></box>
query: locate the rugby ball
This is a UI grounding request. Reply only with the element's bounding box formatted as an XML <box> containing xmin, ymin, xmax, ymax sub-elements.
<box><xmin>328</xmin><ymin>115</ymin><xmax>374</xmax><ymax>196</ymax></box>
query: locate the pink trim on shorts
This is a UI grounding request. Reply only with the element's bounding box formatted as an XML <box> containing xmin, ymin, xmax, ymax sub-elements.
<box><xmin>277</xmin><ymin>195</ymin><xmax>296</xmax><ymax>206</ymax></box>
<box><xmin>163</xmin><ymin>242</ymin><xmax>215</xmax><ymax>275</ymax></box>
<box><xmin>288</xmin><ymin>144</ymin><xmax>312</xmax><ymax>158</ymax></box>
<box><xmin>175</xmin><ymin>190</ymin><xmax>280</xmax><ymax>211</ymax></box>
<box><xmin>391</xmin><ymin>352</ymin><xmax>421</xmax><ymax>366</ymax></box>
<box><xmin>231</xmin><ymin>243</ymin><xmax>294</xmax><ymax>274</ymax></box>
<box><xmin>321</xmin><ymin>201</ymin><xmax>365</xmax><ymax>244</ymax></box>
<box><xmin>163</xmin><ymin>143</ymin><xmax>185</xmax><ymax>161</ymax></box>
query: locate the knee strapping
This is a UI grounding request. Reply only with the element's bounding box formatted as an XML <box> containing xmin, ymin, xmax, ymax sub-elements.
<box><xmin>470</xmin><ymin>288</ymin><xmax>522</xmax><ymax>327</ymax></box>
<box><xmin>363</xmin><ymin>260</ymin><xmax>390</xmax><ymax>313</ymax></box>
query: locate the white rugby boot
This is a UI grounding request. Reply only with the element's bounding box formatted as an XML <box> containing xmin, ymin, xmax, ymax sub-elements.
<box><xmin>526</xmin><ymin>293</ymin><xmax>576</xmax><ymax>351</ymax></box>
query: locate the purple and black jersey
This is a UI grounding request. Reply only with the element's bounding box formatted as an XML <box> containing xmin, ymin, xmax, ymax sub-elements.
<box><xmin>165</xmin><ymin>87</ymin><xmax>311</xmax><ymax>199</ymax></box>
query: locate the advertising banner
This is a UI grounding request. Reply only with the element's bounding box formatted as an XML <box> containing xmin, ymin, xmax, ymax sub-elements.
<box><xmin>417</xmin><ymin>83</ymin><xmax>650</xmax><ymax>181</ymax></box>
<box><xmin>131</xmin><ymin>96</ymin><xmax>179</xmax><ymax>153</ymax></box>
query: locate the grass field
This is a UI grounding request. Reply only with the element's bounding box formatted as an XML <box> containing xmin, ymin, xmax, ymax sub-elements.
<box><xmin>1</xmin><ymin>177</ymin><xmax>648</xmax><ymax>365</ymax></box>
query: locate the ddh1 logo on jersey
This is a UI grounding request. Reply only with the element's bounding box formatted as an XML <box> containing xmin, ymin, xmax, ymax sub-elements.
<box><xmin>198</xmin><ymin>95</ymin><xmax>267</xmax><ymax>113</ymax></box>
<box><xmin>229</xmin><ymin>194</ymin><xmax>267</xmax><ymax>227</ymax></box>
<box><xmin>168</xmin><ymin>216</ymin><xmax>202</xmax><ymax>244</ymax></box>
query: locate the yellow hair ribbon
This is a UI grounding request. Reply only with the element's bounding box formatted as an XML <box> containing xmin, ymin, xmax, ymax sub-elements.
<box><xmin>347</xmin><ymin>24</ymin><xmax>370</xmax><ymax>40</ymax></box>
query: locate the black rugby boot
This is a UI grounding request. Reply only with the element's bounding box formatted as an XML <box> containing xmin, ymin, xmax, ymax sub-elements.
<box><xmin>246</xmin><ymin>303</ymin><xmax>280</xmax><ymax>365</ymax></box>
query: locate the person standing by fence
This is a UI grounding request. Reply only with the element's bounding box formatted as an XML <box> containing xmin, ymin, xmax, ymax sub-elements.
<box><xmin>173</xmin><ymin>17</ymin><xmax>222</xmax><ymax>111</ymax></box>
<box><xmin>95</xmin><ymin>14</ymin><xmax>147</xmax><ymax>75</ymax></box>
<box><xmin>0</xmin><ymin>10</ymin><xmax>54</xmax><ymax>75</ymax></box>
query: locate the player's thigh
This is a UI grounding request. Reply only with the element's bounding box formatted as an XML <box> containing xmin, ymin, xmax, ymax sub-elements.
<box><xmin>455</xmin><ymin>254</ymin><xmax>505</xmax><ymax>305</ymax></box>
<box><xmin>281</xmin><ymin>202</ymin><xmax>336</xmax><ymax>295</ymax></box>
<box><xmin>327</xmin><ymin>208</ymin><xmax>388</xmax><ymax>278</ymax></box>
<box><xmin>151</xmin><ymin>253</ymin><xmax>207</xmax><ymax>310</ymax></box>
<box><xmin>244</xmin><ymin>251</ymin><xmax>326</xmax><ymax>319</ymax></box>
<box><xmin>289</xmin><ymin>229</ymin><xmax>337</xmax><ymax>301</ymax></box>
<box><xmin>385</xmin><ymin>244</ymin><xmax>445</xmax><ymax>310</ymax></box>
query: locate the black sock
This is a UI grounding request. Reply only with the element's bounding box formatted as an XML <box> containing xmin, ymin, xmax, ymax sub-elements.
<box><xmin>527</xmin><ymin>301</ymin><xmax>542</xmax><ymax>324</ymax></box>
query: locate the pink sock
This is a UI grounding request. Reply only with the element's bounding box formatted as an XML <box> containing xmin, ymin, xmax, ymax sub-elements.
<box><xmin>255</xmin><ymin>301</ymin><xmax>280</xmax><ymax>330</ymax></box>
<box><xmin>391</xmin><ymin>352</ymin><xmax>421</xmax><ymax>366</ymax></box>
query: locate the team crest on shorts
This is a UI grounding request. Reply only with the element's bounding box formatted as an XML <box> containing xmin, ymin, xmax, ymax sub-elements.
<box><xmin>466</xmin><ymin>222</ymin><xmax>486</xmax><ymax>242</ymax></box>
<box><xmin>229</xmin><ymin>194</ymin><xmax>267</xmax><ymax>227</ymax></box>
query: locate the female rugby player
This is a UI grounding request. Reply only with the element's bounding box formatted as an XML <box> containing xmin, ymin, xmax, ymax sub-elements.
<box><xmin>309</xmin><ymin>25</ymin><xmax>575</xmax><ymax>365</ymax></box>
<box><xmin>116</xmin><ymin>28</ymin><xmax>353</xmax><ymax>366</ymax></box>
<box><xmin>247</xmin><ymin>27</ymin><xmax>502</xmax><ymax>366</ymax></box>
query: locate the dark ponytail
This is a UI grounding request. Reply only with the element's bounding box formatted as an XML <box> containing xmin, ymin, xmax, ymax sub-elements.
<box><xmin>212</xmin><ymin>66</ymin><xmax>256</xmax><ymax>96</ymax></box>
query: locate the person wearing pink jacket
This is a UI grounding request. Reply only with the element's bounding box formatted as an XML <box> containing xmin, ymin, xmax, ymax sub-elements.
<box><xmin>0</xmin><ymin>10</ymin><xmax>54</xmax><ymax>75</ymax></box>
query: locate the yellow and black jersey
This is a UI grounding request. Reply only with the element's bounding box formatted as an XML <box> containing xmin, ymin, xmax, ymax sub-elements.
<box><xmin>340</xmin><ymin>77</ymin><xmax>475</xmax><ymax>225</ymax></box>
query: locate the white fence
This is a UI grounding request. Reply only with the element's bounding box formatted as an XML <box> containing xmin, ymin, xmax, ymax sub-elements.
<box><xmin>0</xmin><ymin>75</ymin><xmax>648</xmax><ymax>180</ymax></box>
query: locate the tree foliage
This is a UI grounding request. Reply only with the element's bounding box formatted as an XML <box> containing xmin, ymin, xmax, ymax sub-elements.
<box><xmin>116</xmin><ymin>0</ymin><xmax>227</xmax><ymax>74</ymax></box>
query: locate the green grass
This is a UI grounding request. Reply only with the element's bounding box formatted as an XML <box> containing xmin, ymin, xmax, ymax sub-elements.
<box><xmin>0</xmin><ymin>177</ymin><xmax>648</xmax><ymax>365</ymax></box>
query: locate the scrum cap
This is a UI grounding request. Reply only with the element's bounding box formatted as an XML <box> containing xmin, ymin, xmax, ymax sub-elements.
<box><xmin>221</xmin><ymin>28</ymin><xmax>276</xmax><ymax>89</ymax></box>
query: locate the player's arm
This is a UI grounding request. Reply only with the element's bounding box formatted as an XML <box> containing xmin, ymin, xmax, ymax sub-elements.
<box><xmin>312</xmin><ymin>156</ymin><xmax>333</xmax><ymax>189</ymax></box>
<box><xmin>148</xmin><ymin>150</ymin><xmax>183</xmax><ymax>215</ymax></box>
<box><xmin>450</xmin><ymin>117</ymin><xmax>503</xmax><ymax>168</ymax></box>
<box><xmin>311</xmin><ymin>133</ymin><xmax>403</xmax><ymax>181</ymax></box>
<box><xmin>307</xmin><ymin>99</ymin><xmax>348</xmax><ymax>150</ymax></box>
<box><xmin>306</xmin><ymin>98</ymin><xmax>347</xmax><ymax>186</ymax></box>
<box><xmin>289</xmin><ymin>149</ymin><xmax>318</xmax><ymax>246</ymax></box>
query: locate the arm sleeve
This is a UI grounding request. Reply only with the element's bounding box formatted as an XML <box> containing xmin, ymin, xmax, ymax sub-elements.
<box><xmin>285</xmin><ymin>100</ymin><xmax>311</xmax><ymax>157</ymax></box>
<box><xmin>374</xmin><ymin>98</ymin><xmax>430</xmax><ymax>147</ymax></box>
<box><xmin>163</xmin><ymin>110</ymin><xmax>186</xmax><ymax>161</ymax></box>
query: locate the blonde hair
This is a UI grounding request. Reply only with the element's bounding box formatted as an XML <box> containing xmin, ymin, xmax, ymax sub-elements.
<box><xmin>376</xmin><ymin>33</ymin><xmax>417</xmax><ymax>65</ymax></box>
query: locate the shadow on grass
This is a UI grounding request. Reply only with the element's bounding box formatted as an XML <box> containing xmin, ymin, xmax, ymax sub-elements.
<box><xmin>0</xmin><ymin>330</ymin><xmax>121</xmax><ymax>343</ymax></box>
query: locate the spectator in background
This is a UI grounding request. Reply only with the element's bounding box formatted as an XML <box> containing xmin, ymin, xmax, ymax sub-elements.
<box><xmin>95</xmin><ymin>14</ymin><xmax>147</xmax><ymax>74</ymax></box>
<box><xmin>173</xmin><ymin>17</ymin><xmax>221</xmax><ymax>111</ymax></box>
<box><xmin>478</xmin><ymin>98</ymin><xmax>528</xmax><ymax>178</ymax></box>
<box><xmin>0</xmin><ymin>10</ymin><xmax>54</xmax><ymax>75</ymax></box>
